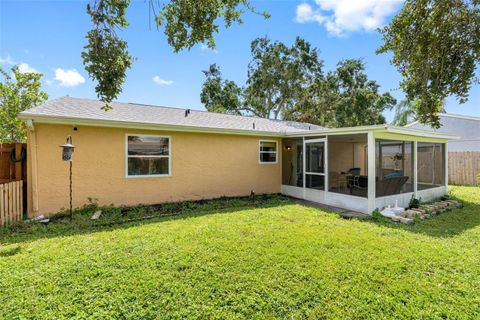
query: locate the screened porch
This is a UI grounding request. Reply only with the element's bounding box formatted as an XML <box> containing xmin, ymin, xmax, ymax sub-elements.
<box><xmin>280</xmin><ymin>127</ymin><xmax>450</xmax><ymax>214</ymax></box>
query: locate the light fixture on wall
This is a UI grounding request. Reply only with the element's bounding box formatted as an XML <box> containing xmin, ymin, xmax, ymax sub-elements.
<box><xmin>285</xmin><ymin>145</ymin><xmax>292</xmax><ymax>151</ymax></box>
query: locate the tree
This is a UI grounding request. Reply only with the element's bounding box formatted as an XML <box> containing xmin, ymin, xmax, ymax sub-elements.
<box><xmin>82</xmin><ymin>0</ymin><xmax>133</xmax><ymax>111</ymax></box>
<box><xmin>391</xmin><ymin>99</ymin><xmax>446</xmax><ymax>126</ymax></box>
<box><xmin>243</xmin><ymin>36</ymin><xmax>323</xmax><ymax>119</ymax></box>
<box><xmin>331</xmin><ymin>59</ymin><xmax>396</xmax><ymax>127</ymax></box>
<box><xmin>200</xmin><ymin>36</ymin><xmax>323</xmax><ymax>119</ymax></box>
<box><xmin>285</xmin><ymin>59</ymin><xmax>396</xmax><ymax>128</ymax></box>
<box><xmin>0</xmin><ymin>66</ymin><xmax>48</xmax><ymax>143</ymax></box>
<box><xmin>82</xmin><ymin>0</ymin><xmax>269</xmax><ymax>109</ymax></box>
<box><xmin>200</xmin><ymin>64</ymin><xmax>243</xmax><ymax>115</ymax></box>
<box><xmin>391</xmin><ymin>100</ymin><xmax>418</xmax><ymax>126</ymax></box>
<box><xmin>378</xmin><ymin>0</ymin><xmax>480</xmax><ymax>128</ymax></box>
<box><xmin>201</xmin><ymin>40</ymin><xmax>394</xmax><ymax>128</ymax></box>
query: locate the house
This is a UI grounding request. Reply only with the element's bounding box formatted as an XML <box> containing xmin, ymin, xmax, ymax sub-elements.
<box><xmin>19</xmin><ymin>96</ymin><xmax>456</xmax><ymax>216</ymax></box>
<box><xmin>406</xmin><ymin>113</ymin><xmax>480</xmax><ymax>152</ymax></box>
<box><xmin>407</xmin><ymin>113</ymin><xmax>480</xmax><ymax>185</ymax></box>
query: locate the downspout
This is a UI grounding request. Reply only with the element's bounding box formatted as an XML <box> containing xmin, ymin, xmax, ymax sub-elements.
<box><xmin>26</xmin><ymin>120</ymin><xmax>39</xmax><ymax>215</ymax></box>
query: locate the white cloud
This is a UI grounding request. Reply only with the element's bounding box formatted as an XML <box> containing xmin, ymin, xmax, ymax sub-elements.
<box><xmin>294</xmin><ymin>0</ymin><xmax>403</xmax><ymax>36</ymax></box>
<box><xmin>295</xmin><ymin>3</ymin><xmax>325</xmax><ymax>24</ymax></box>
<box><xmin>54</xmin><ymin>68</ymin><xmax>85</xmax><ymax>87</ymax></box>
<box><xmin>0</xmin><ymin>55</ymin><xmax>16</xmax><ymax>65</ymax></box>
<box><xmin>17</xmin><ymin>63</ymin><xmax>37</xmax><ymax>73</ymax></box>
<box><xmin>200</xmin><ymin>44</ymin><xmax>219</xmax><ymax>54</ymax></box>
<box><xmin>153</xmin><ymin>75</ymin><xmax>174</xmax><ymax>85</ymax></box>
<box><xmin>0</xmin><ymin>55</ymin><xmax>38</xmax><ymax>73</ymax></box>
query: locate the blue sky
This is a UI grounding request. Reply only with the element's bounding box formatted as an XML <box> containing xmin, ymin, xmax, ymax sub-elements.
<box><xmin>1</xmin><ymin>0</ymin><xmax>478</xmax><ymax>122</ymax></box>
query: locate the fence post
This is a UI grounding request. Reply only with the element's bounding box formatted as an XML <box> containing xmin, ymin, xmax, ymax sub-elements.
<box><xmin>0</xmin><ymin>184</ymin><xmax>4</xmax><ymax>226</ymax></box>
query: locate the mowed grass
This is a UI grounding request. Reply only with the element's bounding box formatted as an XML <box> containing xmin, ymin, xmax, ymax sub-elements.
<box><xmin>1</xmin><ymin>187</ymin><xmax>479</xmax><ymax>319</ymax></box>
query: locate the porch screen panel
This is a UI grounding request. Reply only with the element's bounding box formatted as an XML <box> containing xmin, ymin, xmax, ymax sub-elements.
<box><xmin>376</xmin><ymin>140</ymin><xmax>414</xmax><ymax>195</ymax></box>
<box><xmin>305</xmin><ymin>141</ymin><xmax>325</xmax><ymax>190</ymax></box>
<box><xmin>282</xmin><ymin>138</ymin><xmax>303</xmax><ymax>187</ymax></box>
<box><xmin>417</xmin><ymin>142</ymin><xmax>445</xmax><ymax>190</ymax></box>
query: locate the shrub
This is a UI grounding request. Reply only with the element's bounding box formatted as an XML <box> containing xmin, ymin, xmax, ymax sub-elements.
<box><xmin>409</xmin><ymin>195</ymin><xmax>422</xmax><ymax>209</ymax></box>
<box><xmin>371</xmin><ymin>208</ymin><xmax>382</xmax><ymax>221</ymax></box>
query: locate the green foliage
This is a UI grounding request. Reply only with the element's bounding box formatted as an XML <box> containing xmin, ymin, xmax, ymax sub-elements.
<box><xmin>201</xmin><ymin>38</ymin><xmax>394</xmax><ymax>127</ymax></box>
<box><xmin>371</xmin><ymin>208</ymin><xmax>382</xmax><ymax>221</ymax></box>
<box><xmin>156</xmin><ymin>0</ymin><xmax>269</xmax><ymax>52</ymax></box>
<box><xmin>243</xmin><ymin>36</ymin><xmax>323</xmax><ymax>119</ymax></box>
<box><xmin>1</xmin><ymin>187</ymin><xmax>479</xmax><ymax>318</ymax></box>
<box><xmin>284</xmin><ymin>58</ymin><xmax>396</xmax><ymax>127</ymax></box>
<box><xmin>200</xmin><ymin>64</ymin><xmax>243</xmax><ymax>114</ymax></box>
<box><xmin>0</xmin><ymin>66</ymin><xmax>48</xmax><ymax>143</ymax></box>
<box><xmin>201</xmin><ymin>36</ymin><xmax>323</xmax><ymax>119</ymax></box>
<box><xmin>82</xmin><ymin>0</ymin><xmax>133</xmax><ymax>110</ymax></box>
<box><xmin>392</xmin><ymin>99</ymin><xmax>418</xmax><ymax>126</ymax></box>
<box><xmin>83</xmin><ymin>0</ymin><xmax>267</xmax><ymax>110</ymax></box>
<box><xmin>378</xmin><ymin>0</ymin><xmax>480</xmax><ymax>128</ymax></box>
<box><xmin>321</xmin><ymin>59</ymin><xmax>396</xmax><ymax>127</ymax></box>
<box><xmin>409</xmin><ymin>195</ymin><xmax>422</xmax><ymax>209</ymax></box>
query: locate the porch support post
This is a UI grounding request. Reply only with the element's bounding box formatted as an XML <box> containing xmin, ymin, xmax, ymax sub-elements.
<box><xmin>444</xmin><ymin>142</ymin><xmax>448</xmax><ymax>188</ymax></box>
<box><xmin>367</xmin><ymin>131</ymin><xmax>376</xmax><ymax>214</ymax></box>
<box><xmin>302</xmin><ymin>136</ymin><xmax>306</xmax><ymax>200</ymax></box>
<box><xmin>413</xmin><ymin>141</ymin><xmax>418</xmax><ymax>198</ymax></box>
<box><xmin>324</xmin><ymin>136</ymin><xmax>329</xmax><ymax>197</ymax></box>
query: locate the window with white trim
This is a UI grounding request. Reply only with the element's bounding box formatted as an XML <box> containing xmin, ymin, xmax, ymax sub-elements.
<box><xmin>126</xmin><ymin>135</ymin><xmax>170</xmax><ymax>177</ymax></box>
<box><xmin>259</xmin><ymin>140</ymin><xmax>277</xmax><ymax>163</ymax></box>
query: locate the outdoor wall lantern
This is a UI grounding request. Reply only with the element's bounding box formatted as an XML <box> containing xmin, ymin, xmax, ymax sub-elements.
<box><xmin>60</xmin><ymin>136</ymin><xmax>75</xmax><ymax>161</ymax></box>
<box><xmin>60</xmin><ymin>135</ymin><xmax>75</xmax><ymax>219</ymax></box>
<box><xmin>285</xmin><ymin>145</ymin><xmax>292</xmax><ymax>151</ymax></box>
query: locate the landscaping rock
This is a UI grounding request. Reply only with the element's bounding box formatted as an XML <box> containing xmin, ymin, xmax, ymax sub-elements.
<box><xmin>399</xmin><ymin>217</ymin><xmax>414</xmax><ymax>224</ymax></box>
<box><xmin>410</xmin><ymin>208</ymin><xmax>426</xmax><ymax>215</ymax></box>
<box><xmin>391</xmin><ymin>215</ymin><xmax>402</xmax><ymax>222</ymax></box>
<box><xmin>91</xmin><ymin>210</ymin><xmax>102</xmax><ymax>220</ymax></box>
<box><xmin>381</xmin><ymin>198</ymin><xmax>463</xmax><ymax>225</ymax></box>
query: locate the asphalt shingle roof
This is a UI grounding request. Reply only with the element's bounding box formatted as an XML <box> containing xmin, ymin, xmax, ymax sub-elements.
<box><xmin>21</xmin><ymin>96</ymin><xmax>323</xmax><ymax>134</ymax></box>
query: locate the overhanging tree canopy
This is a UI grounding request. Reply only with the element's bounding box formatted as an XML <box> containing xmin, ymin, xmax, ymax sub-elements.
<box><xmin>378</xmin><ymin>0</ymin><xmax>480</xmax><ymax>128</ymax></box>
<box><xmin>82</xmin><ymin>0</ymin><xmax>268</xmax><ymax>109</ymax></box>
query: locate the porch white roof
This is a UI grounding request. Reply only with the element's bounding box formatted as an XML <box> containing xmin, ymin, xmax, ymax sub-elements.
<box><xmin>285</xmin><ymin>124</ymin><xmax>458</xmax><ymax>140</ymax></box>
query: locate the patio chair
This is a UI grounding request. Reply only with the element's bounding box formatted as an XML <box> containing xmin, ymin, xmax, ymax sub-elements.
<box><xmin>329</xmin><ymin>171</ymin><xmax>347</xmax><ymax>190</ymax></box>
<box><xmin>341</xmin><ymin>167</ymin><xmax>361</xmax><ymax>175</ymax></box>
<box><xmin>376</xmin><ymin>176</ymin><xmax>409</xmax><ymax>197</ymax></box>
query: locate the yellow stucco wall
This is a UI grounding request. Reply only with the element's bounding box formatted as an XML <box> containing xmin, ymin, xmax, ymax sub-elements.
<box><xmin>27</xmin><ymin>124</ymin><xmax>281</xmax><ymax>216</ymax></box>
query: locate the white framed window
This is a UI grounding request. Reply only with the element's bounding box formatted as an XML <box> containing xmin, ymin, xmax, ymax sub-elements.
<box><xmin>126</xmin><ymin>134</ymin><xmax>171</xmax><ymax>177</ymax></box>
<box><xmin>259</xmin><ymin>140</ymin><xmax>278</xmax><ymax>164</ymax></box>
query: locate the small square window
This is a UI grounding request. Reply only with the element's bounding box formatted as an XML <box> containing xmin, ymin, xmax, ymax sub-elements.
<box><xmin>259</xmin><ymin>140</ymin><xmax>278</xmax><ymax>164</ymax></box>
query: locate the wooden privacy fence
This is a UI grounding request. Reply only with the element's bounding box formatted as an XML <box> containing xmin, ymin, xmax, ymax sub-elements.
<box><xmin>0</xmin><ymin>181</ymin><xmax>24</xmax><ymax>227</ymax></box>
<box><xmin>0</xmin><ymin>143</ymin><xmax>26</xmax><ymax>183</ymax></box>
<box><xmin>449</xmin><ymin>152</ymin><xmax>480</xmax><ymax>186</ymax></box>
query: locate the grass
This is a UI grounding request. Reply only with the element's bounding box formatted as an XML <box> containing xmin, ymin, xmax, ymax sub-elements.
<box><xmin>1</xmin><ymin>187</ymin><xmax>479</xmax><ymax>319</ymax></box>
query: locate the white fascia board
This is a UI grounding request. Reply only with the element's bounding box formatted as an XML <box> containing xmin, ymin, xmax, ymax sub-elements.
<box><xmin>385</xmin><ymin>126</ymin><xmax>459</xmax><ymax>140</ymax></box>
<box><xmin>286</xmin><ymin>124</ymin><xmax>458</xmax><ymax>140</ymax></box>
<box><xmin>285</xmin><ymin>124</ymin><xmax>387</xmax><ymax>137</ymax></box>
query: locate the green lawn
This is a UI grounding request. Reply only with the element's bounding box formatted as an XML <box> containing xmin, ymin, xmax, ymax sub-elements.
<box><xmin>1</xmin><ymin>186</ymin><xmax>479</xmax><ymax>319</ymax></box>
